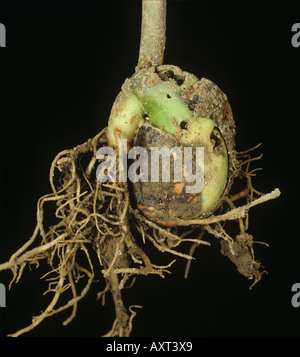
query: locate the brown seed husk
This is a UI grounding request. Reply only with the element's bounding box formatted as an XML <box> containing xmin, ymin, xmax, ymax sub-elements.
<box><xmin>132</xmin><ymin>123</ymin><xmax>203</xmax><ymax>225</ymax></box>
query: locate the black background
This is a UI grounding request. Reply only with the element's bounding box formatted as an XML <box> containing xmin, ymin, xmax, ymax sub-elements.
<box><xmin>0</xmin><ymin>0</ymin><xmax>299</xmax><ymax>338</ymax></box>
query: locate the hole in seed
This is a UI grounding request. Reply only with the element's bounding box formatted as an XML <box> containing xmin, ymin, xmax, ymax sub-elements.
<box><xmin>167</xmin><ymin>94</ymin><xmax>171</xmax><ymax>98</ymax></box>
<box><xmin>210</xmin><ymin>129</ymin><xmax>222</xmax><ymax>148</ymax></box>
<box><xmin>156</xmin><ymin>69</ymin><xmax>185</xmax><ymax>86</ymax></box>
<box><xmin>180</xmin><ymin>121</ymin><xmax>188</xmax><ymax>130</ymax></box>
<box><xmin>174</xmin><ymin>75</ymin><xmax>184</xmax><ymax>86</ymax></box>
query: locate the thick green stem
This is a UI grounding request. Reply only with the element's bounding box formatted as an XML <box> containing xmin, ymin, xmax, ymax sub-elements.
<box><xmin>136</xmin><ymin>0</ymin><xmax>167</xmax><ymax>70</ymax></box>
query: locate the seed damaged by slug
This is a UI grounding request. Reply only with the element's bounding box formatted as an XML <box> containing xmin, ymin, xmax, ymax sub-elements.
<box><xmin>107</xmin><ymin>64</ymin><xmax>235</xmax><ymax>226</ymax></box>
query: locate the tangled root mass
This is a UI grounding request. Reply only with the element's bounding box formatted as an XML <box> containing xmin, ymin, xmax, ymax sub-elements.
<box><xmin>0</xmin><ymin>128</ymin><xmax>280</xmax><ymax>337</ymax></box>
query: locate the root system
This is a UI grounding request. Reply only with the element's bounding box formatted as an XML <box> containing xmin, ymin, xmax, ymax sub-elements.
<box><xmin>0</xmin><ymin>128</ymin><xmax>280</xmax><ymax>337</ymax></box>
